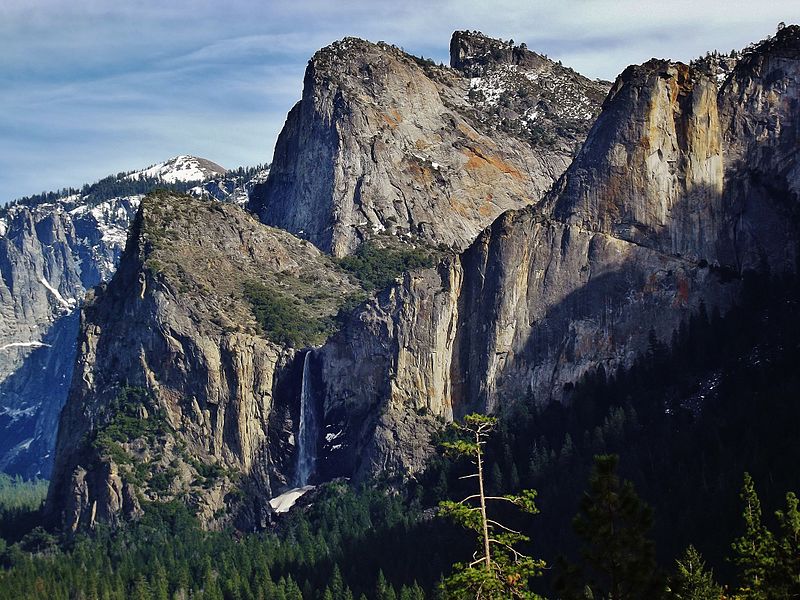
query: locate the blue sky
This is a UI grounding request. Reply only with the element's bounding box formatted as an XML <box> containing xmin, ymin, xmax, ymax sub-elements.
<box><xmin>1</xmin><ymin>0</ymin><xmax>796</xmax><ymax>203</ymax></box>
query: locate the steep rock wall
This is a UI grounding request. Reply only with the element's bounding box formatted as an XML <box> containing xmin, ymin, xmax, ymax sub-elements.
<box><xmin>0</xmin><ymin>197</ymin><xmax>139</xmax><ymax>477</ymax></box>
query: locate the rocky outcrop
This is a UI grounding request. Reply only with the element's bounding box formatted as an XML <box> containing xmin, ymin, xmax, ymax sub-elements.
<box><xmin>451</xmin><ymin>31</ymin><xmax>610</xmax><ymax>148</ymax></box>
<box><xmin>44</xmin><ymin>192</ymin><xmax>361</xmax><ymax>531</ymax></box>
<box><xmin>250</xmin><ymin>34</ymin><xmax>609</xmax><ymax>257</ymax></box>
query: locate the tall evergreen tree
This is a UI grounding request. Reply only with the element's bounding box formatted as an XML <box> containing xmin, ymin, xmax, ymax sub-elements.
<box><xmin>668</xmin><ymin>545</ymin><xmax>722</xmax><ymax>600</ymax></box>
<box><xmin>731</xmin><ymin>473</ymin><xmax>775</xmax><ymax>599</ymax></box>
<box><xmin>557</xmin><ymin>454</ymin><xmax>663</xmax><ymax>600</ymax></box>
<box><xmin>767</xmin><ymin>491</ymin><xmax>800</xmax><ymax>598</ymax></box>
<box><xmin>438</xmin><ymin>414</ymin><xmax>545</xmax><ymax>599</ymax></box>
<box><xmin>376</xmin><ymin>569</ymin><xmax>397</xmax><ymax>600</ymax></box>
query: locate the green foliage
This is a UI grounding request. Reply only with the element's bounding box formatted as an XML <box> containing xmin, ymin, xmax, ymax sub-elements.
<box><xmin>0</xmin><ymin>476</ymin><xmax>48</xmax><ymax>546</ymax></box>
<box><xmin>729</xmin><ymin>474</ymin><xmax>800</xmax><ymax>599</ymax></box>
<box><xmin>189</xmin><ymin>458</ymin><xmax>227</xmax><ymax>488</ymax></box>
<box><xmin>244</xmin><ymin>281</ymin><xmax>337</xmax><ymax>347</ymax></box>
<box><xmin>0</xmin><ymin>475</ymin><xmax>48</xmax><ymax>514</ymax></box>
<box><xmin>336</xmin><ymin>240</ymin><xmax>436</xmax><ymax>291</ymax></box>
<box><xmin>556</xmin><ymin>454</ymin><xmax>662</xmax><ymax>600</ymax></box>
<box><xmin>768</xmin><ymin>491</ymin><xmax>800</xmax><ymax>597</ymax></box>
<box><xmin>668</xmin><ymin>546</ymin><xmax>722</xmax><ymax>600</ymax></box>
<box><xmin>148</xmin><ymin>468</ymin><xmax>179</xmax><ymax>494</ymax></box>
<box><xmin>92</xmin><ymin>386</ymin><xmax>170</xmax><ymax>463</ymax></box>
<box><xmin>0</xmin><ymin>481</ymin><xmax>464</xmax><ymax>599</ymax></box>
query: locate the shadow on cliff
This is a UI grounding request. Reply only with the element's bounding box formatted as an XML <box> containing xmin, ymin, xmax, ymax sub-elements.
<box><xmin>0</xmin><ymin>310</ymin><xmax>79</xmax><ymax>479</ymax></box>
<box><xmin>457</xmin><ymin>163</ymin><xmax>800</xmax><ymax>413</ymax></box>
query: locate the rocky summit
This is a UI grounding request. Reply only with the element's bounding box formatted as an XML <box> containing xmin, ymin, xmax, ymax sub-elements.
<box><xmin>249</xmin><ymin>33</ymin><xmax>609</xmax><ymax>257</ymax></box>
<box><xmin>38</xmin><ymin>26</ymin><xmax>800</xmax><ymax>536</ymax></box>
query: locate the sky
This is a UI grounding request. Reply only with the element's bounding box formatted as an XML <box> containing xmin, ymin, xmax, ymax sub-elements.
<box><xmin>1</xmin><ymin>0</ymin><xmax>797</xmax><ymax>203</ymax></box>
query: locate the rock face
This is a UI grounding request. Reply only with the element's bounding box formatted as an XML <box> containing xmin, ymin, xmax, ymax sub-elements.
<box><xmin>0</xmin><ymin>159</ymin><xmax>267</xmax><ymax>478</ymax></box>
<box><xmin>44</xmin><ymin>192</ymin><xmax>361</xmax><ymax>531</ymax></box>
<box><xmin>312</xmin><ymin>27</ymin><xmax>800</xmax><ymax>480</ymax></box>
<box><xmin>47</xmin><ymin>27</ymin><xmax>800</xmax><ymax>530</ymax></box>
<box><xmin>250</xmin><ymin>33</ymin><xmax>609</xmax><ymax>257</ymax></box>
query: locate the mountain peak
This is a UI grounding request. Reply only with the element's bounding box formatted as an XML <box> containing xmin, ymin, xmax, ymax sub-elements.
<box><xmin>128</xmin><ymin>155</ymin><xmax>227</xmax><ymax>184</ymax></box>
<box><xmin>450</xmin><ymin>30</ymin><xmax>547</xmax><ymax>76</ymax></box>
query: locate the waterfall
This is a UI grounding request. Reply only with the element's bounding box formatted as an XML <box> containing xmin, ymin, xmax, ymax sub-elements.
<box><xmin>295</xmin><ymin>350</ymin><xmax>317</xmax><ymax>486</ymax></box>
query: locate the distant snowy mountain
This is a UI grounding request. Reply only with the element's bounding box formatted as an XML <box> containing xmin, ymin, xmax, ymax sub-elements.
<box><xmin>126</xmin><ymin>155</ymin><xmax>228</xmax><ymax>184</ymax></box>
<box><xmin>0</xmin><ymin>157</ymin><xmax>268</xmax><ymax>478</ymax></box>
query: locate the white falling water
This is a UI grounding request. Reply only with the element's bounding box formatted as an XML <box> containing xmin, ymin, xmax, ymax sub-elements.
<box><xmin>295</xmin><ymin>350</ymin><xmax>318</xmax><ymax>486</ymax></box>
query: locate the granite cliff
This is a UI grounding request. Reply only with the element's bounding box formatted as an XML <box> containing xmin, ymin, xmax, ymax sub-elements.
<box><xmin>312</xmin><ymin>26</ymin><xmax>800</xmax><ymax>480</ymax></box>
<box><xmin>44</xmin><ymin>192</ymin><xmax>361</xmax><ymax>530</ymax></box>
<box><xmin>45</xmin><ymin>27</ymin><xmax>800</xmax><ymax>530</ymax></box>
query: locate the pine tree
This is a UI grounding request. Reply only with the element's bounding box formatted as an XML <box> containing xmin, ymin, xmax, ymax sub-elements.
<box><xmin>767</xmin><ymin>491</ymin><xmax>800</xmax><ymax>598</ymax></box>
<box><xmin>668</xmin><ymin>545</ymin><xmax>722</xmax><ymax>600</ymax></box>
<box><xmin>731</xmin><ymin>473</ymin><xmax>775</xmax><ymax>599</ymax></box>
<box><xmin>437</xmin><ymin>414</ymin><xmax>545</xmax><ymax>599</ymax></box>
<box><xmin>330</xmin><ymin>565</ymin><xmax>345</xmax><ymax>600</ymax></box>
<box><xmin>132</xmin><ymin>575</ymin><xmax>153</xmax><ymax>600</ymax></box>
<box><xmin>557</xmin><ymin>454</ymin><xmax>662</xmax><ymax>600</ymax></box>
<box><xmin>150</xmin><ymin>562</ymin><xmax>169</xmax><ymax>600</ymax></box>
<box><xmin>376</xmin><ymin>569</ymin><xmax>397</xmax><ymax>600</ymax></box>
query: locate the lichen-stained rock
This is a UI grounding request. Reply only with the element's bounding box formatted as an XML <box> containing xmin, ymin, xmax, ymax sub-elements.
<box><xmin>548</xmin><ymin>60</ymin><xmax>725</xmax><ymax>260</ymax></box>
<box><xmin>44</xmin><ymin>192</ymin><xmax>361</xmax><ymax>531</ymax></box>
<box><xmin>250</xmin><ymin>34</ymin><xmax>609</xmax><ymax>257</ymax></box>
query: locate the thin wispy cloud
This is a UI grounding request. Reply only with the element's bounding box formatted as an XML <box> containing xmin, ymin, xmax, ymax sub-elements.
<box><xmin>1</xmin><ymin>0</ymin><xmax>796</xmax><ymax>202</ymax></box>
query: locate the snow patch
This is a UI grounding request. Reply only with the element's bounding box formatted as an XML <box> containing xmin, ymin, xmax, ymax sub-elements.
<box><xmin>269</xmin><ymin>486</ymin><xmax>314</xmax><ymax>513</ymax></box>
<box><xmin>40</xmin><ymin>277</ymin><xmax>76</xmax><ymax>309</ymax></box>
<box><xmin>0</xmin><ymin>341</ymin><xmax>51</xmax><ymax>352</ymax></box>
<box><xmin>2</xmin><ymin>437</ymin><xmax>35</xmax><ymax>462</ymax></box>
<box><xmin>325</xmin><ymin>429</ymin><xmax>343</xmax><ymax>442</ymax></box>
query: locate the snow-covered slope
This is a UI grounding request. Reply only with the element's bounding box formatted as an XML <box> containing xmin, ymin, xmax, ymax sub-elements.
<box><xmin>191</xmin><ymin>165</ymin><xmax>270</xmax><ymax>206</ymax></box>
<box><xmin>127</xmin><ymin>155</ymin><xmax>227</xmax><ymax>183</ymax></box>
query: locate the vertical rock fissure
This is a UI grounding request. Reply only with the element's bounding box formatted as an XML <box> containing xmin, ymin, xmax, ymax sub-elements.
<box><xmin>295</xmin><ymin>350</ymin><xmax>318</xmax><ymax>486</ymax></box>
